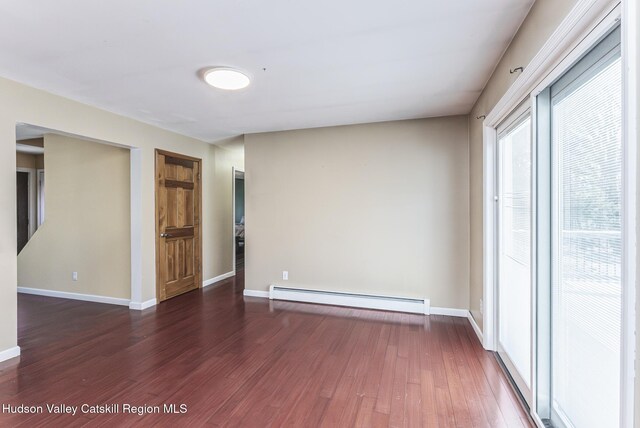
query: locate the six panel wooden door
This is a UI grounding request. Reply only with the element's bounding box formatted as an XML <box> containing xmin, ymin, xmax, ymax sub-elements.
<box><xmin>156</xmin><ymin>150</ymin><xmax>202</xmax><ymax>301</ymax></box>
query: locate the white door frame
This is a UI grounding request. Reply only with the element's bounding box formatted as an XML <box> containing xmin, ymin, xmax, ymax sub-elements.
<box><xmin>36</xmin><ymin>168</ymin><xmax>45</xmax><ymax>227</ymax></box>
<box><xmin>620</xmin><ymin>1</ymin><xmax>638</xmax><ymax>426</ymax></box>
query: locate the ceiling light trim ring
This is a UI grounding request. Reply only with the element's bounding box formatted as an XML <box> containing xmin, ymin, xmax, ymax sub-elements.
<box><xmin>203</xmin><ymin>67</ymin><xmax>251</xmax><ymax>90</ymax></box>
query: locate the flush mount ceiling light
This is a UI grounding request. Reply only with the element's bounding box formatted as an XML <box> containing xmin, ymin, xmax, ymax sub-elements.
<box><xmin>203</xmin><ymin>67</ymin><xmax>251</xmax><ymax>90</ymax></box>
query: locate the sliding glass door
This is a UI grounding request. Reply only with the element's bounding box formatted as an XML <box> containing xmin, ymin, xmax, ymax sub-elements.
<box><xmin>537</xmin><ymin>26</ymin><xmax>622</xmax><ymax>428</ymax></box>
<box><xmin>497</xmin><ymin>106</ymin><xmax>532</xmax><ymax>403</ymax></box>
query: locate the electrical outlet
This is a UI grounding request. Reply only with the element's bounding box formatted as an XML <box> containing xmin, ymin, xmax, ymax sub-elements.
<box><xmin>282</xmin><ymin>271</ymin><xmax>288</xmax><ymax>280</ymax></box>
<box><xmin>72</xmin><ymin>272</ymin><xmax>78</xmax><ymax>281</ymax></box>
<box><xmin>479</xmin><ymin>299</ymin><xmax>483</xmax><ymax>314</ymax></box>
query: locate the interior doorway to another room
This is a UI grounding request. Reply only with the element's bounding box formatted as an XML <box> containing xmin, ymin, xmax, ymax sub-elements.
<box><xmin>234</xmin><ymin>170</ymin><xmax>245</xmax><ymax>271</ymax></box>
<box><xmin>16</xmin><ymin>123</ymin><xmax>132</xmax><ymax>307</ymax></box>
<box><xmin>16</xmin><ymin>137</ymin><xmax>45</xmax><ymax>254</ymax></box>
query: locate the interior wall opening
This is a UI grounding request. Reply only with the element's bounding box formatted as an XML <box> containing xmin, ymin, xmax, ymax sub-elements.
<box><xmin>16</xmin><ymin>136</ymin><xmax>45</xmax><ymax>254</ymax></box>
<box><xmin>16</xmin><ymin>124</ymin><xmax>132</xmax><ymax>312</ymax></box>
<box><xmin>234</xmin><ymin>169</ymin><xmax>245</xmax><ymax>272</ymax></box>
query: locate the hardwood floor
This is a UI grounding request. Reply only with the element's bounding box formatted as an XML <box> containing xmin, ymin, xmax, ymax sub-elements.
<box><xmin>0</xmin><ymin>270</ymin><xmax>532</xmax><ymax>427</ymax></box>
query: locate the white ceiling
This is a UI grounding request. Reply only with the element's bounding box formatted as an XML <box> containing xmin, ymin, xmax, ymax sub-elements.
<box><xmin>0</xmin><ymin>0</ymin><xmax>534</xmax><ymax>142</ymax></box>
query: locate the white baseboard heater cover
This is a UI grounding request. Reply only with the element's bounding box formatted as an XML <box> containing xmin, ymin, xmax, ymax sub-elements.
<box><xmin>269</xmin><ymin>285</ymin><xmax>430</xmax><ymax>315</ymax></box>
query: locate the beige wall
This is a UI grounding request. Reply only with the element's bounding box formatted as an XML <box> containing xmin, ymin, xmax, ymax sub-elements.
<box><xmin>245</xmin><ymin>117</ymin><xmax>469</xmax><ymax>309</ymax></box>
<box><xmin>16</xmin><ymin>152</ymin><xmax>44</xmax><ymax>169</ymax></box>
<box><xmin>16</xmin><ymin>152</ymin><xmax>37</xmax><ymax>169</ymax></box>
<box><xmin>18</xmin><ymin>134</ymin><xmax>131</xmax><ymax>298</ymax></box>
<box><xmin>468</xmin><ymin>0</ymin><xmax>579</xmax><ymax>329</ymax></box>
<box><xmin>16</xmin><ymin>152</ymin><xmax>43</xmax><ymax>169</ymax></box>
<box><xmin>0</xmin><ymin>75</ymin><xmax>241</xmax><ymax>354</ymax></box>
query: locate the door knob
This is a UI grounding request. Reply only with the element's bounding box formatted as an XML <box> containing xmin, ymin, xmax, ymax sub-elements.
<box><xmin>160</xmin><ymin>233</ymin><xmax>171</xmax><ymax>238</ymax></box>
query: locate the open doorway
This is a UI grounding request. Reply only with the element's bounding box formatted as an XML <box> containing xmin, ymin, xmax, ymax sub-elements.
<box><xmin>234</xmin><ymin>169</ymin><xmax>245</xmax><ymax>271</ymax></box>
<box><xmin>16</xmin><ymin>123</ymin><xmax>131</xmax><ymax>302</ymax></box>
<box><xmin>16</xmin><ymin>136</ymin><xmax>45</xmax><ymax>254</ymax></box>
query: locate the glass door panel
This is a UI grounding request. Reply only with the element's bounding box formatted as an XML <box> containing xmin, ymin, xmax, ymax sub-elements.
<box><xmin>548</xmin><ymin>28</ymin><xmax>622</xmax><ymax>428</ymax></box>
<box><xmin>498</xmin><ymin>112</ymin><xmax>532</xmax><ymax>403</ymax></box>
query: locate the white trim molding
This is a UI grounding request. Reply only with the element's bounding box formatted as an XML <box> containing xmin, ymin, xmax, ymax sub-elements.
<box><xmin>482</xmin><ymin>123</ymin><xmax>498</xmax><ymax>352</ymax></box>
<box><xmin>36</xmin><ymin>168</ymin><xmax>45</xmax><ymax>226</ymax></box>
<box><xmin>620</xmin><ymin>0</ymin><xmax>638</xmax><ymax>425</ymax></box>
<box><xmin>430</xmin><ymin>307</ymin><xmax>469</xmax><ymax>318</ymax></box>
<box><xmin>129</xmin><ymin>148</ymin><xmax>143</xmax><ymax>309</ymax></box>
<box><xmin>468</xmin><ymin>312</ymin><xmax>484</xmax><ymax>344</ymax></box>
<box><xmin>18</xmin><ymin>287</ymin><xmax>130</xmax><ymax>306</ymax></box>
<box><xmin>0</xmin><ymin>346</ymin><xmax>20</xmax><ymax>363</ymax></box>
<box><xmin>203</xmin><ymin>271</ymin><xmax>235</xmax><ymax>288</ymax></box>
<box><xmin>129</xmin><ymin>298</ymin><xmax>157</xmax><ymax>311</ymax></box>
<box><xmin>243</xmin><ymin>289</ymin><xmax>269</xmax><ymax>299</ymax></box>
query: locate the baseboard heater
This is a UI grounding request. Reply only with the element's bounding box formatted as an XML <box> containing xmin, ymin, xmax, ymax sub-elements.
<box><xmin>269</xmin><ymin>285</ymin><xmax>430</xmax><ymax>315</ymax></box>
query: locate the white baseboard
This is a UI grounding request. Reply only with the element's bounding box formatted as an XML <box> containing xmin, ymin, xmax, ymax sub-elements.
<box><xmin>243</xmin><ymin>289</ymin><xmax>270</xmax><ymax>298</ymax></box>
<box><xmin>129</xmin><ymin>298</ymin><xmax>157</xmax><ymax>311</ymax></box>
<box><xmin>430</xmin><ymin>307</ymin><xmax>469</xmax><ymax>318</ymax></box>
<box><xmin>18</xmin><ymin>287</ymin><xmax>130</xmax><ymax>306</ymax></box>
<box><xmin>467</xmin><ymin>312</ymin><xmax>484</xmax><ymax>344</ymax></box>
<box><xmin>269</xmin><ymin>285</ymin><xmax>430</xmax><ymax>315</ymax></box>
<box><xmin>203</xmin><ymin>271</ymin><xmax>235</xmax><ymax>288</ymax></box>
<box><xmin>0</xmin><ymin>346</ymin><xmax>21</xmax><ymax>363</ymax></box>
<box><xmin>243</xmin><ymin>286</ymin><xmax>472</xmax><ymax>319</ymax></box>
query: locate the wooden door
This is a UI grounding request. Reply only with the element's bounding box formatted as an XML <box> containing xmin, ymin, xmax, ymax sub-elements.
<box><xmin>155</xmin><ymin>150</ymin><xmax>202</xmax><ymax>301</ymax></box>
<box><xmin>16</xmin><ymin>171</ymin><xmax>29</xmax><ymax>253</ymax></box>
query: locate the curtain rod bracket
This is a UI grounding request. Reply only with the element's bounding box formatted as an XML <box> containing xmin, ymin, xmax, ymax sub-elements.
<box><xmin>510</xmin><ymin>66</ymin><xmax>524</xmax><ymax>74</ymax></box>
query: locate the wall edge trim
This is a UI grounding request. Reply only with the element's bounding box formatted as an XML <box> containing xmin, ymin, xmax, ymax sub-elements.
<box><xmin>203</xmin><ymin>271</ymin><xmax>235</xmax><ymax>288</ymax></box>
<box><xmin>243</xmin><ymin>289</ymin><xmax>270</xmax><ymax>298</ymax></box>
<box><xmin>0</xmin><ymin>346</ymin><xmax>20</xmax><ymax>363</ymax></box>
<box><xmin>129</xmin><ymin>298</ymin><xmax>157</xmax><ymax>311</ymax></box>
<box><xmin>18</xmin><ymin>286</ymin><xmax>130</xmax><ymax>307</ymax></box>
<box><xmin>467</xmin><ymin>311</ymin><xmax>484</xmax><ymax>345</ymax></box>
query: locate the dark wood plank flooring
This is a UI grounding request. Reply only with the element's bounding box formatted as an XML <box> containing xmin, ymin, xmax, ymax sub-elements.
<box><xmin>0</xmin><ymin>269</ymin><xmax>531</xmax><ymax>427</ymax></box>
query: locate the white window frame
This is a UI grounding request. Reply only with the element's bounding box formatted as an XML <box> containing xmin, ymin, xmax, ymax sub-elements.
<box><xmin>481</xmin><ymin>0</ymin><xmax>636</xmax><ymax>426</ymax></box>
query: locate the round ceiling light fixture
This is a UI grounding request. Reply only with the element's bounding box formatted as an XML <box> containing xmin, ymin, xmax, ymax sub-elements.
<box><xmin>203</xmin><ymin>67</ymin><xmax>251</xmax><ymax>90</ymax></box>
